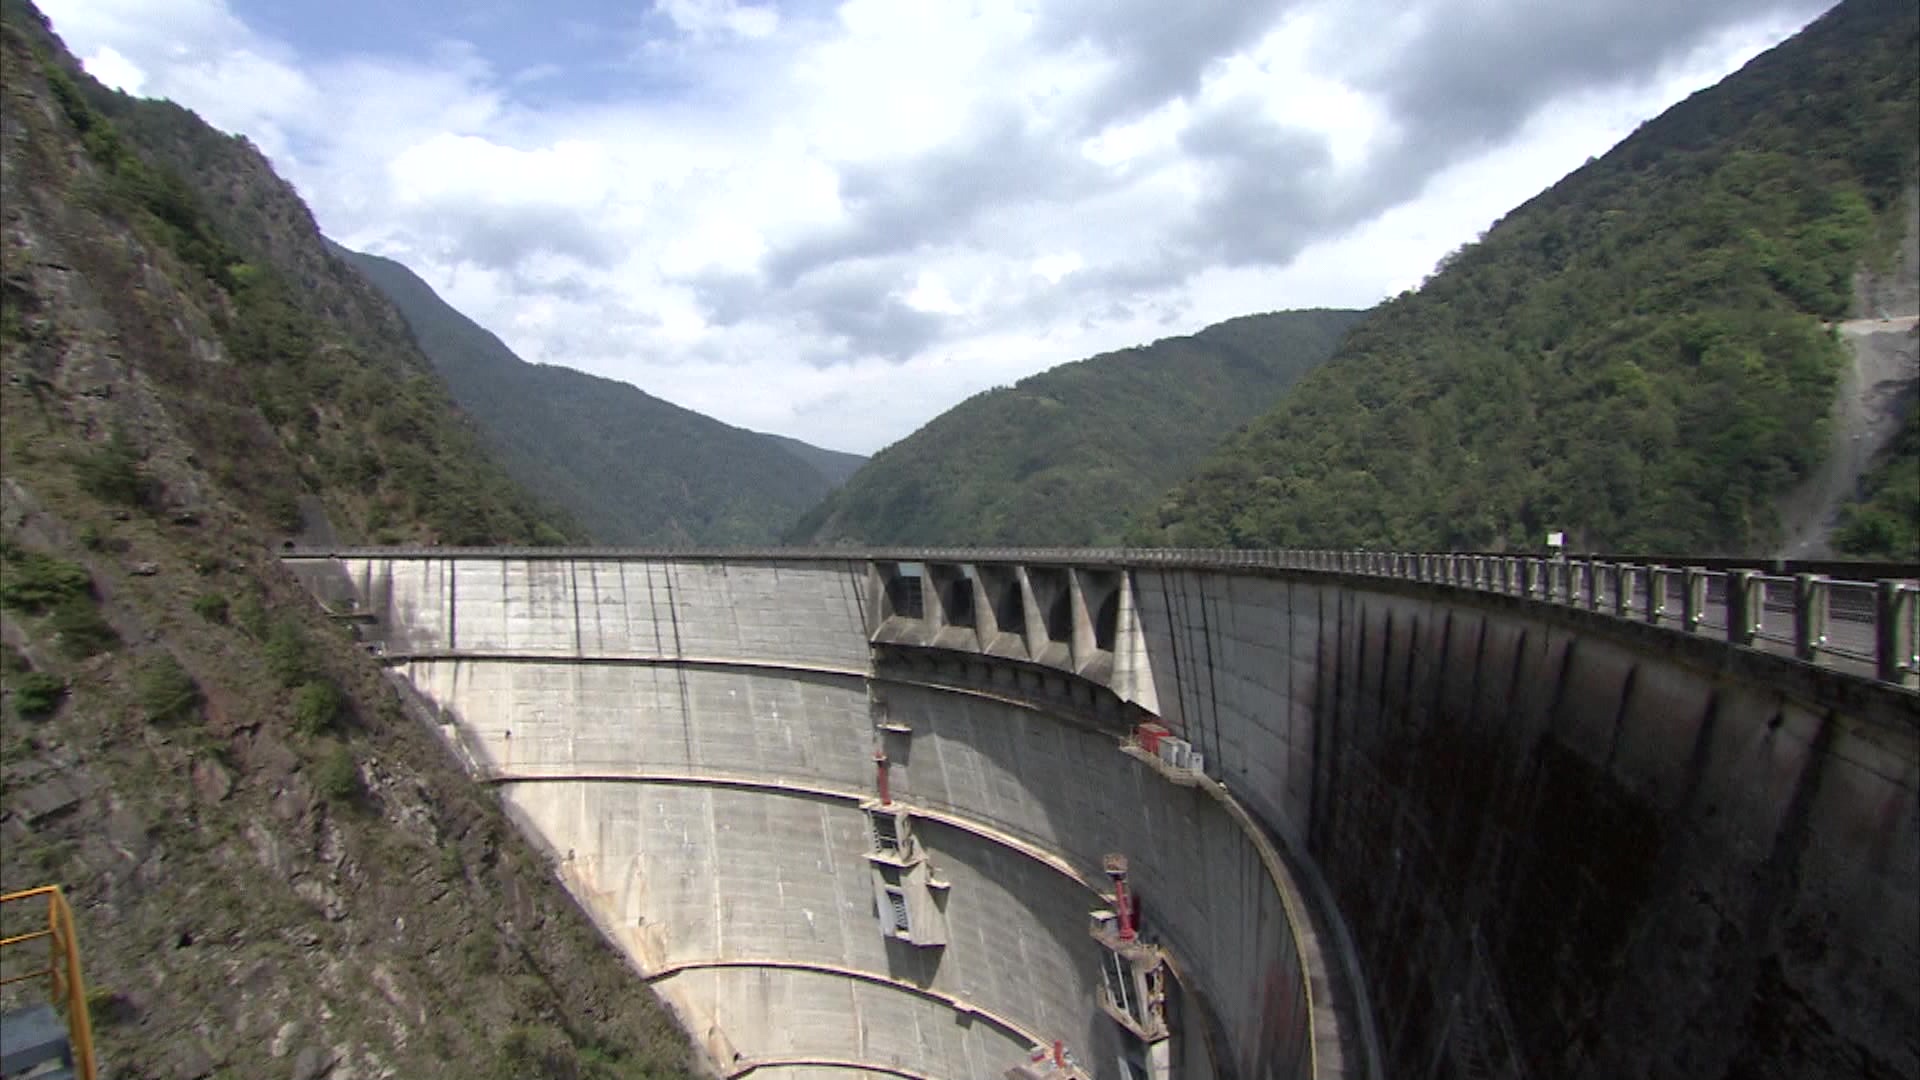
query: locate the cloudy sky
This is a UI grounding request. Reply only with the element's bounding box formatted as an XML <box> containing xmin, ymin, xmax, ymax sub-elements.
<box><xmin>41</xmin><ymin>0</ymin><xmax>1833</xmax><ymax>454</ymax></box>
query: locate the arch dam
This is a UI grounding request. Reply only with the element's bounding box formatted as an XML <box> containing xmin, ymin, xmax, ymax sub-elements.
<box><xmin>281</xmin><ymin>547</ymin><xmax>1920</xmax><ymax>1080</ymax></box>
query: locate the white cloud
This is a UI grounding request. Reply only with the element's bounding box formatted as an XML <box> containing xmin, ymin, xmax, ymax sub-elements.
<box><xmin>1031</xmin><ymin>253</ymin><xmax>1085</xmax><ymax>284</ymax></box>
<box><xmin>41</xmin><ymin>0</ymin><xmax>1836</xmax><ymax>454</ymax></box>
<box><xmin>80</xmin><ymin>46</ymin><xmax>145</xmax><ymax>94</ymax></box>
<box><xmin>656</xmin><ymin>0</ymin><xmax>779</xmax><ymax>41</ymax></box>
<box><xmin>387</xmin><ymin>134</ymin><xmax>598</xmax><ymax>208</ymax></box>
<box><xmin>903</xmin><ymin>272</ymin><xmax>965</xmax><ymax>316</ymax></box>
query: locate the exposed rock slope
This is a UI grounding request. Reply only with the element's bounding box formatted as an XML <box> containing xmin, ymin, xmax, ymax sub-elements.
<box><xmin>1779</xmin><ymin>183</ymin><xmax>1920</xmax><ymax>559</ymax></box>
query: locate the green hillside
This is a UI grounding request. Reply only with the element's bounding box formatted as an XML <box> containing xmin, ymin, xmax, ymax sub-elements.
<box><xmin>1834</xmin><ymin>390</ymin><xmax>1920</xmax><ymax>559</ymax></box>
<box><xmin>763</xmin><ymin>431</ymin><xmax>867</xmax><ymax>487</ymax></box>
<box><xmin>339</xmin><ymin>248</ymin><xmax>864</xmax><ymax>546</ymax></box>
<box><xmin>790</xmin><ymin>308</ymin><xmax>1365</xmax><ymax>546</ymax></box>
<box><xmin>1149</xmin><ymin>0</ymin><xmax>1918</xmax><ymax>555</ymax></box>
<box><xmin>0</xmin><ymin>3</ymin><xmax>696</xmax><ymax>1076</ymax></box>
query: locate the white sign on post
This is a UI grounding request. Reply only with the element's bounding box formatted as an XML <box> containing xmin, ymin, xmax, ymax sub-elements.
<box><xmin>1546</xmin><ymin>531</ymin><xmax>1565</xmax><ymax>549</ymax></box>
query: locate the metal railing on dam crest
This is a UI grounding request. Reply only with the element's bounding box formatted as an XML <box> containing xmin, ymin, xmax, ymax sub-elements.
<box><xmin>283</xmin><ymin>545</ymin><xmax>1920</xmax><ymax>691</ymax></box>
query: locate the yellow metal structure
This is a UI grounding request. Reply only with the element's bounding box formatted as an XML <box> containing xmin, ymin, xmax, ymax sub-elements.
<box><xmin>0</xmin><ymin>885</ymin><xmax>97</xmax><ymax>1080</ymax></box>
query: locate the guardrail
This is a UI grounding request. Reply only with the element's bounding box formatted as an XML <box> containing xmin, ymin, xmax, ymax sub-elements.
<box><xmin>282</xmin><ymin>546</ymin><xmax>1919</xmax><ymax>690</ymax></box>
<box><xmin>1275</xmin><ymin>551</ymin><xmax>1918</xmax><ymax>689</ymax></box>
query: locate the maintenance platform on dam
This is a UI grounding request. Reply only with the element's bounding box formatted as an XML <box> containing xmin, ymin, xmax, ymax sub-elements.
<box><xmin>284</xmin><ymin>547</ymin><xmax>1918</xmax><ymax>1080</ymax></box>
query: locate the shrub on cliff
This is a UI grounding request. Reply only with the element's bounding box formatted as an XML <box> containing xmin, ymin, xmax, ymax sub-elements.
<box><xmin>134</xmin><ymin>653</ymin><xmax>200</xmax><ymax>724</ymax></box>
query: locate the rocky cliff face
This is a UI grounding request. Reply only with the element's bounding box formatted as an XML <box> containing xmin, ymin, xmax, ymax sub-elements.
<box><xmin>0</xmin><ymin>4</ymin><xmax>696</xmax><ymax>1077</ymax></box>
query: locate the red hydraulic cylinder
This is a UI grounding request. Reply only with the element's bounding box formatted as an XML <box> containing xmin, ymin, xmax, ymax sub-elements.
<box><xmin>1105</xmin><ymin>853</ymin><xmax>1135</xmax><ymax>942</ymax></box>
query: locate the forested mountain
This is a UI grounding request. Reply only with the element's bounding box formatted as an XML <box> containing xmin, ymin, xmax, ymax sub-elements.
<box><xmin>0</xmin><ymin>3</ymin><xmax>696</xmax><ymax>1076</ymax></box>
<box><xmin>762</xmin><ymin>431</ymin><xmax>867</xmax><ymax>487</ymax></box>
<box><xmin>339</xmin><ymin>249</ymin><xmax>865</xmax><ymax>546</ymax></box>
<box><xmin>789</xmin><ymin>308</ymin><xmax>1365</xmax><ymax>546</ymax></box>
<box><xmin>1149</xmin><ymin>0</ymin><xmax>1918</xmax><ymax>557</ymax></box>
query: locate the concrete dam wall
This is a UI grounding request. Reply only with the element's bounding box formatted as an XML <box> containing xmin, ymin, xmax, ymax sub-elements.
<box><xmin>285</xmin><ymin>551</ymin><xmax>1919</xmax><ymax>1080</ymax></box>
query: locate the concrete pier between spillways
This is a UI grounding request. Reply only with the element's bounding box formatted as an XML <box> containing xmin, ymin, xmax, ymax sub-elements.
<box><xmin>284</xmin><ymin>550</ymin><xmax>1919</xmax><ymax>1080</ymax></box>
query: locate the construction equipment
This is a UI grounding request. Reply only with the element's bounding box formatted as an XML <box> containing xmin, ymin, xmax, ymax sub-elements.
<box><xmin>0</xmin><ymin>886</ymin><xmax>96</xmax><ymax>1080</ymax></box>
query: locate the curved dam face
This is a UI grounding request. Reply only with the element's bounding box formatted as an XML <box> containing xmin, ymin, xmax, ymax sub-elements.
<box><xmin>285</xmin><ymin>552</ymin><xmax>1918</xmax><ymax>1080</ymax></box>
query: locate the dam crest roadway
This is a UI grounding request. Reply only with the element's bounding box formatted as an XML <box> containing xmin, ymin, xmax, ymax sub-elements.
<box><xmin>283</xmin><ymin>546</ymin><xmax>1919</xmax><ymax>1080</ymax></box>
